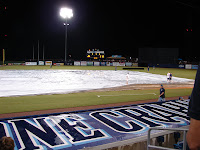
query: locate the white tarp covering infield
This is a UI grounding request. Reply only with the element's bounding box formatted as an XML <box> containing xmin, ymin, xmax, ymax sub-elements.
<box><xmin>0</xmin><ymin>70</ymin><xmax>194</xmax><ymax>97</ymax></box>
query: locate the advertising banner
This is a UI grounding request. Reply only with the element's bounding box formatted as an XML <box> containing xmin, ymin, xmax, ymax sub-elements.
<box><xmin>106</xmin><ymin>62</ymin><xmax>111</xmax><ymax>66</ymax></box>
<box><xmin>81</xmin><ymin>61</ymin><xmax>87</xmax><ymax>66</ymax></box>
<box><xmin>53</xmin><ymin>63</ymin><xmax>64</xmax><ymax>66</ymax></box>
<box><xmin>100</xmin><ymin>62</ymin><xmax>106</xmax><ymax>66</ymax></box>
<box><xmin>74</xmin><ymin>61</ymin><xmax>81</xmax><ymax>66</ymax></box>
<box><xmin>87</xmin><ymin>61</ymin><xmax>93</xmax><ymax>66</ymax></box>
<box><xmin>119</xmin><ymin>62</ymin><xmax>125</xmax><ymax>66</ymax></box>
<box><xmin>185</xmin><ymin>64</ymin><xmax>192</xmax><ymax>69</ymax></box>
<box><xmin>125</xmin><ymin>62</ymin><xmax>132</xmax><ymax>67</ymax></box>
<box><xmin>94</xmin><ymin>62</ymin><xmax>100</xmax><ymax>66</ymax></box>
<box><xmin>0</xmin><ymin>100</ymin><xmax>190</xmax><ymax>150</ymax></box>
<box><xmin>178</xmin><ymin>65</ymin><xmax>185</xmax><ymax>69</ymax></box>
<box><xmin>38</xmin><ymin>61</ymin><xmax>44</xmax><ymax>66</ymax></box>
<box><xmin>192</xmin><ymin>65</ymin><xmax>198</xmax><ymax>70</ymax></box>
<box><xmin>113</xmin><ymin>62</ymin><xmax>119</xmax><ymax>66</ymax></box>
<box><xmin>25</xmin><ymin>62</ymin><xmax>37</xmax><ymax>66</ymax></box>
<box><xmin>132</xmin><ymin>63</ymin><xmax>138</xmax><ymax>67</ymax></box>
<box><xmin>45</xmin><ymin>61</ymin><xmax>52</xmax><ymax>66</ymax></box>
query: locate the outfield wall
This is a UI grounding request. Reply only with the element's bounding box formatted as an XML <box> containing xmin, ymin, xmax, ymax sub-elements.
<box><xmin>74</xmin><ymin>61</ymin><xmax>138</xmax><ymax>67</ymax></box>
<box><xmin>3</xmin><ymin>60</ymin><xmax>198</xmax><ymax>69</ymax></box>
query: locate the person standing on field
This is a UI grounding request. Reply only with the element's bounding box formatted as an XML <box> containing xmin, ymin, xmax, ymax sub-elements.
<box><xmin>167</xmin><ymin>72</ymin><xmax>170</xmax><ymax>82</ymax></box>
<box><xmin>158</xmin><ymin>84</ymin><xmax>165</xmax><ymax>102</ymax></box>
<box><xmin>126</xmin><ymin>72</ymin><xmax>129</xmax><ymax>85</ymax></box>
<box><xmin>169</xmin><ymin>72</ymin><xmax>172</xmax><ymax>82</ymax></box>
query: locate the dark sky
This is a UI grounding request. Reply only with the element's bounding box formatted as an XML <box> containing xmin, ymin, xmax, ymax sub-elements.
<box><xmin>0</xmin><ymin>0</ymin><xmax>194</xmax><ymax>61</ymax></box>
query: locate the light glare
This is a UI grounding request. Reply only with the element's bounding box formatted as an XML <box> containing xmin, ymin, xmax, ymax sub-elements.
<box><xmin>60</xmin><ymin>8</ymin><xmax>73</xmax><ymax>19</ymax></box>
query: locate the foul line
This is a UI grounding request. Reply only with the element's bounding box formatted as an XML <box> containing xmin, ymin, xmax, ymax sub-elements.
<box><xmin>97</xmin><ymin>93</ymin><xmax>157</xmax><ymax>97</ymax></box>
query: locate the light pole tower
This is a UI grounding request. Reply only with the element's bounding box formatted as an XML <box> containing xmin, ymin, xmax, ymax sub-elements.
<box><xmin>60</xmin><ymin>8</ymin><xmax>73</xmax><ymax>64</ymax></box>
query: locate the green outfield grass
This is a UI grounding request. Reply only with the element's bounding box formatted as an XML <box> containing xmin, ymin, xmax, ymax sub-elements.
<box><xmin>0</xmin><ymin>65</ymin><xmax>197</xmax><ymax>79</ymax></box>
<box><xmin>0</xmin><ymin>88</ymin><xmax>192</xmax><ymax>114</ymax></box>
<box><xmin>141</xmin><ymin>67</ymin><xmax>196</xmax><ymax>80</ymax></box>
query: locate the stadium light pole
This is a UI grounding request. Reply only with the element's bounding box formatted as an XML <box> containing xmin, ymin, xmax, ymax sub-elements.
<box><xmin>60</xmin><ymin>7</ymin><xmax>73</xmax><ymax>64</ymax></box>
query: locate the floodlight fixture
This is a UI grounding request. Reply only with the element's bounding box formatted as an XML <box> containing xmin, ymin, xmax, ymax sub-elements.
<box><xmin>60</xmin><ymin>8</ymin><xmax>73</xmax><ymax>19</ymax></box>
<box><xmin>59</xmin><ymin>7</ymin><xmax>73</xmax><ymax>64</ymax></box>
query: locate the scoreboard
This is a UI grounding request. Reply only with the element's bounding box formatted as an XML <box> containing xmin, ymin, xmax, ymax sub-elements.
<box><xmin>87</xmin><ymin>49</ymin><xmax>105</xmax><ymax>60</ymax></box>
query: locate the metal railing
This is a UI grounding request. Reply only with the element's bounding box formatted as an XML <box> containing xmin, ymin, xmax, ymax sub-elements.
<box><xmin>147</xmin><ymin>127</ymin><xmax>189</xmax><ymax>150</ymax></box>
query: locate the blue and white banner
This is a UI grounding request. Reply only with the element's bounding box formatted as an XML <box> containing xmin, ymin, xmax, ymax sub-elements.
<box><xmin>0</xmin><ymin>100</ymin><xmax>190</xmax><ymax>150</ymax></box>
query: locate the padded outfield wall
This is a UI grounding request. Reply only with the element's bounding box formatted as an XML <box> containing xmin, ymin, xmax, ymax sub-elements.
<box><xmin>74</xmin><ymin>61</ymin><xmax>138</xmax><ymax>67</ymax></box>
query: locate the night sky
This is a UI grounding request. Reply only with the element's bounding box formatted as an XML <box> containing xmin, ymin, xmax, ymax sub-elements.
<box><xmin>0</xmin><ymin>0</ymin><xmax>194</xmax><ymax>61</ymax></box>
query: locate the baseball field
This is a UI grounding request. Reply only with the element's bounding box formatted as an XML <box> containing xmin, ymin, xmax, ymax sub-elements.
<box><xmin>0</xmin><ymin>66</ymin><xmax>196</xmax><ymax>115</ymax></box>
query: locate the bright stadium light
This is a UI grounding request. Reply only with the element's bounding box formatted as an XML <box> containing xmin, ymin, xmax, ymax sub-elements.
<box><xmin>60</xmin><ymin>8</ymin><xmax>73</xmax><ymax>19</ymax></box>
<box><xmin>60</xmin><ymin>7</ymin><xmax>73</xmax><ymax>64</ymax></box>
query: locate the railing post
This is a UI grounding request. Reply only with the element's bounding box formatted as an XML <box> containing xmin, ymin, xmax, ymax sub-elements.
<box><xmin>147</xmin><ymin>128</ymin><xmax>152</xmax><ymax>150</ymax></box>
<box><xmin>183</xmin><ymin>130</ymin><xmax>187</xmax><ymax>150</ymax></box>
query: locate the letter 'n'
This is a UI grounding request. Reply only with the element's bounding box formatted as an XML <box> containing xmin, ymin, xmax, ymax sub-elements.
<box><xmin>9</xmin><ymin>118</ymin><xmax>67</xmax><ymax>150</ymax></box>
<box><xmin>0</xmin><ymin>122</ymin><xmax>7</xmax><ymax>138</ymax></box>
